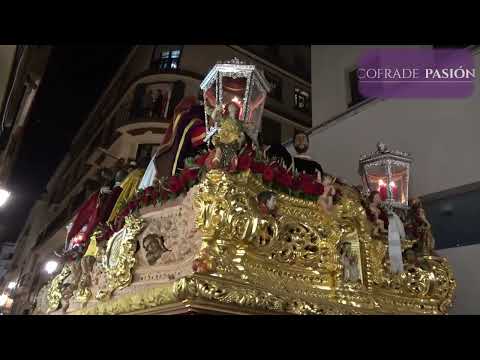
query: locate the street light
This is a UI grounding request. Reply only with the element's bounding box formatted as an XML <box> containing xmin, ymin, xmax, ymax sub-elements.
<box><xmin>7</xmin><ymin>281</ymin><xmax>16</xmax><ymax>290</ymax></box>
<box><xmin>45</xmin><ymin>260</ymin><xmax>59</xmax><ymax>274</ymax></box>
<box><xmin>0</xmin><ymin>188</ymin><xmax>11</xmax><ymax>207</ymax></box>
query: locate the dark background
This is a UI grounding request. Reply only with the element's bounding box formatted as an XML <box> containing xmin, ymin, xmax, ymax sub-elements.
<box><xmin>0</xmin><ymin>45</ymin><xmax>132</xmax><ymax>244</ymax></box>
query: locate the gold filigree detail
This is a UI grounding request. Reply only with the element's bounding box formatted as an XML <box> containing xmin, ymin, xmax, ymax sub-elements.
<box><xmin>190</xmin><ymin>169</ymin><xmax>456</xmax><ymax>315</ymax></box>
<box><xmin>73</xmin><ymin>283</ymin><xmax>176</xmax><ymax>315</ymax></box>
<box><xmin>96</xmin><ymin>215</ymin><xmax>145</xmax><ymax>300</ymax></box>
<box><xmin>47</xmin><ymin>263</ymin><xmax>72</xmax><ymax>313</ymax></box>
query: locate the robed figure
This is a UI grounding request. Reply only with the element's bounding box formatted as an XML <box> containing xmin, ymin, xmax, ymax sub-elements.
<box><xmin>292</xmin><ymin>131</ymin><xmax>324</xmax><ymax>179</ymax></box>
<box><xmin>153</xmin><ymin>96</ymin><xmax>206</xmax><ymax>179</ymax></box>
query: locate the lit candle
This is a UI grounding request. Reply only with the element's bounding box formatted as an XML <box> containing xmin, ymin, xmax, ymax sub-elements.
<box><xmin>378</xmin><ymin>179</ymin><xmax>387</xmax><ymax>201</ymax></box>
<box><xmin>389</xmin><ymin>181</ymin><xmax>398</xmax><ymax>201</ymax></box>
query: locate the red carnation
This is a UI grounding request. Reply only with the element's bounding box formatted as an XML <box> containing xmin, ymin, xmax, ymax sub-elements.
<box><xmin>195</xmin><ymin>153</ymin><xmax>209</xmax><ymax>167</ymax></box>
<box><xmin>237</xmin><ymin>154</ymin><xmax>253</xmax><ymax>171</ymax></box>
<box><xmin>251</xmin><ymin>161</ymin><xmax>266</xmax><ymax>174</ymax></box>
<box><xmin>181</xmin><ymin>168</ymin><xmax>199</xmax><ymax>184</ymax></box>
<box><xmin>263</xmin><ymin>166</ymin><xmax>275</xmax><ymax>182</ymax></box>
<box><xmin>275</xmin><ymin>168</ymin><xmax>293</xmax><ymax>188</ymax></box>
<box><xmin>168</xmin><ymin>175</ymin><xmax>185</xmax><ymax>194</ymax></box>
<box><xmin>127</xmin><ymin>200</ymin><xmax>139</xmax><ymax>211</ymax></box>
<box><xmin>293</xmin><ymin>173</ymin><xmax>314</xmax><ymax>191</ymax></box>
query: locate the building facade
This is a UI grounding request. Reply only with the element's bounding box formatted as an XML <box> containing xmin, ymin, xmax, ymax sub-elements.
<box><xmin>306</xmin><ymin>44</ymin><xmax>480</xmax><ymax>314</ymax></box>
<box><xmin>4</xmin><ymin>45</ymin><xmax>311</xmax><ymax>314</ymax></box>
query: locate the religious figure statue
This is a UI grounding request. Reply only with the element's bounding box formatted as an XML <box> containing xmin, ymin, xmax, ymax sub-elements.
<box><xmin>292</xmin><ymin>131</ymin><xmax>324</xmax><ymax>178</ymax></box>
<box><xmin>319</xmin><ymin>175</ymin><xmax>336</xmax><ymax>212</ymax></box>
<box><xmin>410</xmin><ymin>198</ymin><xmax>435</xmax><ymax>255</ymax></box>
<box><xmin>205</xmin><ymin>101</ymin><xmax>245</xmax><ymax>172</ymax></box>
<box><xmin>339</xmin><ymin>242</ymin><xmax>360</xmax><ymax>283</ymax></box>
<box><xmin>143</xmin><ymin>234</ymin><xmax>171</xmax><ymax>266</ymax></box>
<box><xmin>257</xmin><ymin>191</ymin><xmax>278</xmax><ymax>217</ymax></box>
<box><xmin>153</xmin><ymin>96</ymin><xmax>207</xmax><ymax>180</ymax></box>
<box><xmin>366</xmin><ymin>190</ymin><xmax>389</xmax><ymax>237</ymax></box>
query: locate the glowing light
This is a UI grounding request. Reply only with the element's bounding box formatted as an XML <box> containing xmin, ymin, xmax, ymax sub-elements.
<box><xmin>7</xmin><ymin>282</ymin><xmax>16</xmax><ymax>290</ymax></box>
<box><xmin>45</xmin><ymin>260</ymin><xmax>59</xmax><ymax>274</ymax></box>
<box><xmin>0</xmin><ymin>188</ymin><xmax>11</xmax><ymax>207</ymax></box>
<box><xmin>378</xmin><ymin>179</ymin><xmax>385</xmax><ymax>187</ymax></box>
<box><xmin>389</xmin><ymin>181</ymin><xmax>396</xmax><ymax>188</ymax></box>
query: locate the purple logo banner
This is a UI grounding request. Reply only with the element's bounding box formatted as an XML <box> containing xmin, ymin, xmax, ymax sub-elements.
<box><xmin>358</xmin><ymin>48</ymin><xmax>475</xmax><ymax>98</ymax></box>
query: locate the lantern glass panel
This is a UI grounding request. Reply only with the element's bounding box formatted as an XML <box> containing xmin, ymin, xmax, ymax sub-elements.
<box><xmin>222</xmin><ymin>76</ymin><xmax>247</xmax><ymax>120</ymax></box>
<box><xmin>390</xmin><ymin>163</ymin><xmax>409</xmax><ymax>204</ymax></box>
<box><xmin>364</xmin><ymin>164</ymin><xmax>388</xmax><ymax>198</ymax></box>
<box><xmin>246</xmin><ymin>79</ymin><xmax>267</xmax><ymax>137</ymax></box>
<box><xmin>203</xmin><ymin>78</ymin><xmax>217</xmax><ymax>127</ymax></box>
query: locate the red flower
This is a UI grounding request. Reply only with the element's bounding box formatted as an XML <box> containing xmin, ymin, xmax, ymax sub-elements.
<box><xmin>293</xmin><ymin>173</ymin><xmax>314</xmax><ymax>191</ymax></box>
<box><xmin>168</xmin><ymin>175</ymin><xmax>185</xmax><ymax>194</ymax></box>
<box><xmin>263</xmin><ymin>166</ymin><xmax>275</xmax><ymax>182</ymax></box>
<box><xmin>275</xmin><ymin>168</ymin><xmax>293</xmax><ymax>188</ymax></box>
<box><xmin>251</xmin><ymin>161</ymin><xmax>266</xmax><ymax>174</ymax></box>
<box><xmin>195</xmin><ymin>153</ymin><xmax>209</xmax><ymax>167</ymax></box>
<box><xmin>237</xmin><ymin>154</ymin><xmax>253</xmax><ymax>171</ymax></box>
<box><xmin>181</xmin><ymin>168</ymin><xmax>199</xmax><ymax>184</ymax></box>
<box><xmin>127</xmin><ymin>200</ymin><xmax>139</xmax><ymax>211</ymax></box>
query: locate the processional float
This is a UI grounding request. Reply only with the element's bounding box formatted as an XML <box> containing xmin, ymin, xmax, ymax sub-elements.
<box><xmin>35</xmin><ymin>59</ymin><xmax>455</xmax><ymax>315</ymax></box>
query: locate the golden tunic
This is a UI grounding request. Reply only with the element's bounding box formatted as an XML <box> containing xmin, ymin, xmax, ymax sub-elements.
<box><xmin>107</xmin><ymin>169</ymin><xmax>145</xmax><ymax>224</ymax></box>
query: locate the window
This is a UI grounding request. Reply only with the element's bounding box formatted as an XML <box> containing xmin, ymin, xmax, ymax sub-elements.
<box><xmin>348</xmin><ymin>68</ymin><xmax>367</xmax><ymax>107</ymax></box>
<box><xmin>151</xmin><ymin>46</ymin><xmax>183</xmax><ymax>70</ymax></box>
<box><xmin>294</xmin><ymin>88</ymin><xmax>310</xmax><ymax>112</ymax></box>
<box><xmin>264</xmin><ymin>71</ymin><xmax>282</xmax><ymax>101</ymax></box>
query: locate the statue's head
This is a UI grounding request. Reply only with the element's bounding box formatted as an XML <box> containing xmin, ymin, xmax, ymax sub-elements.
<box><xmin>257</xmin><ymin>191</ymin><xmax>277</xmax><ymax>211</ymax></box>
<box><xmin>143</xmin><ymin>234</ymin><xmax>167</xmax><ymax>265</ymax></box>
<box><xmin>294</xmin><ymin>131</ymin><xmax>309</xmax><ymax>154</ymax></box>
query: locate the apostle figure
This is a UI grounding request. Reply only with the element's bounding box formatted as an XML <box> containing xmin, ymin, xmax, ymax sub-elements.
<box><xmin>154</xmin><ymin>96</ymin><xmax>206</xmax><ymax>179</ymax></box>
<box><xmin>292</xmin><ymin>131</ymin><xmax>324</xmax><ymax>179</ymax></box>
<box><xmin>107</xmin><ymin>164</ymin><xmax>145</xmax><ymax>224</ymax></box>
<box><xmin>61</xmin><ymin>168</ymin><xmax>122</xmax><ymax>260</ymax></box>
<box><xmin>339</xmin><ymin>242</ymin><xmax>360</xmax><ymax>283</ymax></box>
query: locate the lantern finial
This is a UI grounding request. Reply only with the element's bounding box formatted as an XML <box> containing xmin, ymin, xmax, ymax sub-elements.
<box><xmin>376</xmin><ymin>142</ymin><xmax>387</xmax><ymax>153</ymax></box>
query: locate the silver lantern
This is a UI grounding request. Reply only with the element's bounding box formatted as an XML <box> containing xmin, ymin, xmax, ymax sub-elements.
<box><xmin>359</xmin><ymin>142</ymin><xmax>413</xmax><ymax>209</ymax></box>
<box><xmin>200</xmin><ymin>58</ymin><xmax>271</xmax><ymax>143</ymax></box>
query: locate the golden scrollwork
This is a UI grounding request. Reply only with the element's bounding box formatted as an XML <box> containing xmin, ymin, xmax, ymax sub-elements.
<box><xmin>96</xmin><ymin>215</ymin><xmax>146</xmax><ymax>300</ymax></box>
<box><xmin>47</xmin><ymin>263</ymin><xmax>72</xmax><ymax>313</ymax></box>
<box><xmin>73</xmin><ymin>283</ymin><xmax>176</xmax><ymax>315</ymax></box>
<box><xmin>190</xmin><ymin>169</ymin><xmax>456</xmax><ymax>315</ymax></box>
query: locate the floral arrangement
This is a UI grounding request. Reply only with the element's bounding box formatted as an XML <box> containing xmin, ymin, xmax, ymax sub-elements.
<box><xmin>110</xmin><ymin>145</ymin><xmax>342</xmax><ymax>231</ymax></box>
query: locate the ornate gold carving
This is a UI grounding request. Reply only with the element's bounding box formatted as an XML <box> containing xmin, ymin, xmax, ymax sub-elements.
<box><xmin>47</xmin><ymin>263</ymin><xmax>72</xmax><ymax>313</ymax></box>
<box><xmin>96</xmin><ymin>215</ymin><xmax>145</xmax><ymax>300</ymax></box>
<box><xmin>73</xmin><ymin>283</ymin><xmax>176</xmax><ymax>315</ymax></box>
<box><xmin>189</xmin><ymin>170</ymin><xmax>456</xmax><ymax>314</ymax></box>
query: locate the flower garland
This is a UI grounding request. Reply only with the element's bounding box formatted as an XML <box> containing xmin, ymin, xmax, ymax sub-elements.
<box><xmin>110</xmin><ymin>146</ymin><xmax>342</xmax><ymax>231</ymax></box>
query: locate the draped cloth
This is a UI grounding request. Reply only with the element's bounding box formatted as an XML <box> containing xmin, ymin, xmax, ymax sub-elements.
<box><xmin>66</xmin><ymin>185</ymin><xmax>123</xmax><ymax>254</ymax></box>
<box><xmin>138</xmin><ymin>154</ymin><xmax>157</xmax><ymax>190</ymax></box>
<box><xmin>154</xmin><ymin>104</ymin><xmax>206</xmax><ymax>179</ymax></box>
<box><xmin>388</xmin><ymin>212</ymin><xmax>406</xmax><ymax>274</ymax></box>
<box><xmin>107</xmin><ymin>169</ymin><xmax>145</xmax><ymax>224</ymax></box>
<box><xmin>66</xmin><ymin>192</ymin><xmax>101</xmax><ymax>249</ymax></box>
<box><xmin>293</xmin><ymin>155</ymin><xmax>324</xmax><ymax>177</ymax></box>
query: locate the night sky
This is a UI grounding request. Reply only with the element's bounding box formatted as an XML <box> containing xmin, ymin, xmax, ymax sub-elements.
<box><xmin>0</xmin><ymin>45</ymin><xmax>132</xmax><ymax>244</ymax></box>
